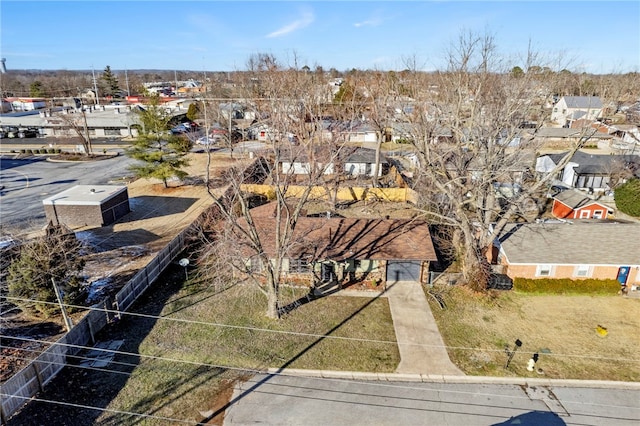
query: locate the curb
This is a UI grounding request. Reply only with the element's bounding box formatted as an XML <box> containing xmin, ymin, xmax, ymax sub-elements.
<box><xmin>267</xmin><ymin>368</ymin><xmax>640</xmax><ymax>390</ymax></box>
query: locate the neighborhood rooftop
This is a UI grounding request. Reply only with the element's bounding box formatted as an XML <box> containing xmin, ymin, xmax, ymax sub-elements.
<box><xmin>242</xmin><ymin>215</ymin><xmax>437</xmax><ymax>262</ymax></box>
<box><xmin>499</xmin><ymin>221</ymin><xmax>640</xmax><ymax>265</ymax></box>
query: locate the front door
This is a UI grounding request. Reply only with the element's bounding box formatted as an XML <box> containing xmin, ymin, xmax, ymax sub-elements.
<box><xmin>617</xmin><ymin>266</ymin><xmax>630</xmax><ymax>285</ymax></box>
<box><xmin>321</xmin><ymin>263</ymin><xmax>336</xmax><ymax>283</ymax></box>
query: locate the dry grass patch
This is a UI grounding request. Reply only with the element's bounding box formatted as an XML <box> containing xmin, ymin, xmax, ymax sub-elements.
<box><xmin>428</xmin><ymin>286</ymin><xmax>640</xmax><ymax>381</ymax></box>
<box><xmin>93</xmin><ymin>278</ymin><xmax>398</xmax><ymax>425</ymax></box>
<box><xmin>146</xmin><ymin>282</ymin><xmax>398</xmax><ymax>372</ymax></box>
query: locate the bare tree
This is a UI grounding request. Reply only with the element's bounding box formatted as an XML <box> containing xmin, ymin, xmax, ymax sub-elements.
<box><xmin>198</xmin><ymin>54</ymin><xmax>346</xmax><ymax>318</ymax></box>
<box><xmin>397</xmin><ymin>30</ymin><xmax>594</xmax><ymax>289</ymax></box>
<box><xmin>49</xmin><ymin>108</ymin><xmax>93</xmax><ymax>156</ymax></box>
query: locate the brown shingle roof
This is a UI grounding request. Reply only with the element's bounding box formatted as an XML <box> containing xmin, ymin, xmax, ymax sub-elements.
<box><xmin>241</xmin><ymin>215</ymin><xmax>436</xmax><ymax>262</ymax></box>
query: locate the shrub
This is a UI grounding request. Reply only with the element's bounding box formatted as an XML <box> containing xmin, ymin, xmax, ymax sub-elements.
<box><xmin>513</xmin><ymin>277</ymin><xmax>620</xmax><ymax>295</ymax></box>
<box><xmin>7</xmin><ymin>226</ymin><xmax>86</xmax><ymax>318</ymax></box>
<box><xmin>26</xmin><ymin>149</ymin><xmax>33</xmax><ymax>154</ymax></box>
<box><xmin>39</xmin><ymin>148</ymin><xmax>47</xmax><ymax>154</ymax></box>
<box><xmin>10</xmin><ymin>149</ymin><xmax>16</xmax><ymax>153</ymax></box>
<box><xmin>55</xmin><ymin>148</ymin><xmax>62</xmax><ymax>153</ymax></box>
<box><xmin>615</xmin><ymin>178</ymin><xmax>640</xmax><ymax>217</ymax></box>
<box><xmin>19</xmin><ymin>149</ymin><xmax>26</xmax><ymax>154</ymax></box>
<box><xmin>48</xmin><ymin>148</ymin><xmax>56</xmax><ymax>154</ymax></box>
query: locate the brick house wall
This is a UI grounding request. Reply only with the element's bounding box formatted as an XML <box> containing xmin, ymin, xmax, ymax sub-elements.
<box><xmin>503</xmin><ymin>263</ymin><xmax>640</xmax><ymax>283</ymax></box>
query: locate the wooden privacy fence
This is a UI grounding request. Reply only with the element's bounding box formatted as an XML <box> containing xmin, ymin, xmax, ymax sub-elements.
<box><xmin>1</xmin><ymin>230</ymin><xmax>189</xmax><ymax>423</ymax></box>
<box><xmin>241</xmin><ymin>184</ymin><xmax>419</xmax><ymax>204</ymax></box>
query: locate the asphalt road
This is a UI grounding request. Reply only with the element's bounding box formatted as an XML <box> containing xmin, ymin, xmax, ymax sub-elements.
<box><xmin>222</xmin><ymin>374</ymin><xmax>640</xmax><ymax>426</ymax></box>
<box><xmin>0</xmin><ymin>154</ymin><xmax>136</xmax><ymax>235</ymax></box>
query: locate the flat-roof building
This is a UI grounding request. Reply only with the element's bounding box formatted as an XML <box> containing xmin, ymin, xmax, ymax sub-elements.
<box><xmin>42</xmin><ymin>185</ymin><xmax>130</xmax><ymax>228</ymax></box>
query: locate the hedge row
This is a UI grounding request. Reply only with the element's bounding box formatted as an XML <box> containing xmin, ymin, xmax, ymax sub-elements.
<box><xmin>513</xmin><ymin>277</ymin><xmax>621</xmax><ymax>295</ymax></box>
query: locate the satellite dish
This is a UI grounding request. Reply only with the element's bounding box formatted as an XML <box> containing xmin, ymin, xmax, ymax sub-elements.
<box><xmin>178</xmin><ymin>258</ymin><xmax>189</xmax><ymax>267</ymax></box>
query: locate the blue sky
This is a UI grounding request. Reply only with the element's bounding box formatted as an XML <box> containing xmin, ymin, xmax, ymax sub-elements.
<box><xmin>1</xmin><ymin>1</ymin><xmax>639</xmax><ymax>73</ymax></box>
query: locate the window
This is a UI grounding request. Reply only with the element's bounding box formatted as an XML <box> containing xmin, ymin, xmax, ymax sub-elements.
<box><xmin>536</xmin><ymin>265</ymin><xmax>553</xmax><ymax>277</ymax></box>
<box><xmin>289</xmin><ymin>258</ymin><xmax>310</xmax><ymax>273</ymax></box>
<box><xmin>575</xmin><ymin>265</ymin><xmax>591</xmax><ymax>277</ymax></box>
<box><xmin>579</xmin><ymin>210</ymin><xmax>591</xmax><ymax>219</ymax></box>
<box><xmin>249</xmin><ymin>258</ymin><xmax>263</xmax><ymax>273</ymax></box>
<box><xmin>592</xmin><ymin>210</ymin><xmax>603</xmax><ymax>219</ymax></box>
<box><xmin>104</xmin><ymin>127</ymin><xmax>122</xmax><ymax>136</ymax></box>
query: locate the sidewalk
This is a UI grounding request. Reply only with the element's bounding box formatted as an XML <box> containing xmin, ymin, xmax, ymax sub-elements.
<box><xmin>385</xmin><ymin>281</ymin><xmax>464</xmax><ymax>375</ymax></box>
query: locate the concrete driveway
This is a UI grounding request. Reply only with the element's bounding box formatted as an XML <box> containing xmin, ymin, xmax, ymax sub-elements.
<box><xmin>385</xmin><ymin>281</ymin><xmax>464</xmax><ymax>375</ymax></box>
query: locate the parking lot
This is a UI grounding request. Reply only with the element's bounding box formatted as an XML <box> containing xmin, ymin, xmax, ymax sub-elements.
<box><xmin>0</xmin><ymin>154</ymin><xmax>136</xmax><ymax>236</ymax></box>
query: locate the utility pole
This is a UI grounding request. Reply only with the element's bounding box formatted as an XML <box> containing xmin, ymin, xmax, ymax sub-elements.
<box><xmin>125</xmin><ymin>68</ymin><xmax>130</xmax><ymax>96</ymax></box>
<box><xmin>51</xmin><ymin>278</ymin><xmax>73</xmax><ymax>332</ymax></box>
<box><xmin>91</xmin><ymin>66</ymin><xmax>100</xmax><ymax>106</ymax></box>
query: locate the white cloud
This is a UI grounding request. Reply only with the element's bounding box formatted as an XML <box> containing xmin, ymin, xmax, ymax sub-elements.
<box><xmin>354</xmin><ymin>18</ymin><xmax>382</xmax><ymax>28</ymax></box>
<box><xmin>266</xmin><ymin>11</ymin><xmax>314</xmax><ymax>38</ymax></box>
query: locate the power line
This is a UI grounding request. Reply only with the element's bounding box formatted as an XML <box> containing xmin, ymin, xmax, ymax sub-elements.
<box><xmin>1</xmin><ymin>354</ymin><xmax>132</xmax><ymax>377</ymax></box>
<box><xmin>3</xmin><ymin>294</ymin><xmax>640</xmax><ymax>363</ymax></box>
<box><xmin>3</xmin><ymin>339</ymin><xmax>640</xmax><ymax>422</ymax></box>
<box><xmin>0</xmin><ymin>293</ymin><xmax>620</xmax><ymax>361</ymax></box>
<box><xmin>0</xmin><ymin>393</ymin><xmax>202</xmax><ymax>425</ymax></box>
<box><xmin>2</xmin><ymin>372</ymin><xmax>639</xmax><ymax>426</ymax></box>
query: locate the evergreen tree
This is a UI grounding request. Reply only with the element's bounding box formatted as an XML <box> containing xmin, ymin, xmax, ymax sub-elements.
<box><xmin>126</xmin><ymin>95</ymin><xmax>192</xmax><ymax>187</ymax></box>
<box><xmin>7</xmin><ymin>225</ymin><xmax>86</xmax><ymax>318</ymax></box>
<box><xmin>101</xmin><ymin>65</ymin><xmax>120</xmax><ymax>97</ymax></box>
<box><xmin>186</xmin><ymin>102</ymin><xmax>199</xmax><ymax>121</ymax></box>
<box><xmin>29</xmin><ymin>80</ymin><xmax>45</xmax><ymax>97</ymax></box>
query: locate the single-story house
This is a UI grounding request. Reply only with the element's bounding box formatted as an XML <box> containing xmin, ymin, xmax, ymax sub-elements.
<box><xmin>42</xmin><ymin>185</ymin><xmax>130</xmax><ymax>228</ymax></box>
<box><xmin>279</xmin><ymin>147</ymin><xmax>388</xmax><ymax>177</ymax></box>
<box><xmin>529</xmin><ymin>127</ymin><xmax>613</xmax><ymax>149</ymax></box>
<box><xmin>239</xmin><ymin>205</ymin><xmax>437</xmax><ymax>286</ymax></box>
<box><xmin>551</xmin><ymin>189</ymin><xmax>613</xmax><ymax>219</ymax></box>
<box><xmin>494</xmin><ymin>221</ymin><xmax>640</xmax><ymax>285</ymax></box>
<box><xmin>333</xmin><ymin>120</ymin><xmax>379</xmax><ymax>143</ymax></box>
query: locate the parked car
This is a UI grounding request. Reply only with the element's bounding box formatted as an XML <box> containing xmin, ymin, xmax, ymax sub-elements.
<box><xmin>0</xmin><ymin>126</ymin><xmax>40</xmax><ymax>138</ymax></box>
<box><xmin>17</xmin><ymin>127</ymin><xmax>39</xmax><ymax>138</ymax></box>
<box><xmin>170</xmin><ymin>122</ymin><xmax>199</xmax><ymax>135</ymax></box>
<box><xmin>547</xmin><ymin>184</ymin><xmax>570</xmax><ymax>198</ymax></box>
<box><xmin>196</xmin><ymin>135</ymin><xmax>220</xmax><ymax>145</ymax></box>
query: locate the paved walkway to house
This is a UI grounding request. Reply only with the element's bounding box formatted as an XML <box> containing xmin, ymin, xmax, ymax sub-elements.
<box><xmin>384</xmin><ymin>281</ymin><xmax>464</xmax><ymax>375</ymax></box>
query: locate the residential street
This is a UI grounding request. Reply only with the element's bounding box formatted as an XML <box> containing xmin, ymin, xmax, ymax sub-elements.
<box><xmin>223</xmin><ymin>374</ymin><xmax>640</xmax><ymax>425</ymax></box>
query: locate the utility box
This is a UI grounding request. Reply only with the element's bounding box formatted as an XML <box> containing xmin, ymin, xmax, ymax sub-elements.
<box><xmin>43</xmin><ymin>185</ymin><xmax>130</xmax><ymax>228</ymax></box>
